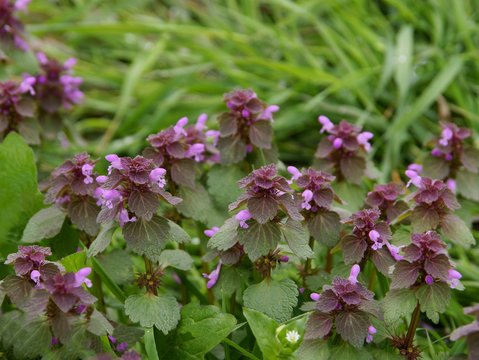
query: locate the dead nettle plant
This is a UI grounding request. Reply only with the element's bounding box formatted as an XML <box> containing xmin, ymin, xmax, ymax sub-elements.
<box><xmin>1</xmin><ymin>72</ymin><xmax>478</xmax><ymax>358</ymax></box>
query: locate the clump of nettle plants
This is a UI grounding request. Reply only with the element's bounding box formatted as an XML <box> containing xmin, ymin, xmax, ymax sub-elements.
<box><xmin>1</xmin><ymin>3</ymin><xmax>479</xmax><ymax>360</ymax></box>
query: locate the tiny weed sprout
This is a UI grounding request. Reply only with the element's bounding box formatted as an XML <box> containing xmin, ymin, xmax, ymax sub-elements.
<box><xmin>1</xmin><ymin>2</ymin><xmax>479</xmax><ymax>360</ymax></box>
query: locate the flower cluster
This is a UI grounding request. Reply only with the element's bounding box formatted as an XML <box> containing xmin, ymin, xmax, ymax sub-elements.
<box><xmin>288</xmin><ymin>166</ymin><xmax>341</xmax><ymax>245</ymax></box>
<box><xmin>0</xmin><ymin>0</ymin><xmax>30</xmax><ymax>51</ymax></box>
<box><xmin>3</xmin><ymin>246</ymin><xmax>95</xmax><ymax>314</ymax></box>
<box><xmin>0</xmin><ymin>78</ymin><xmax>38</xmax><ymax>144</ymax></box>
<box><xmin>145</xmin><ymin>115</ymin><xmax>217</xmax><ymax>188</ymax></box>
<box><xmin>4</xmin><ymin>245</ymin><xmax>59</xmax><ymax>280</ymax></box>
<box><xmin>96</xmin><ymin>155</ymin><xmax>181</xmax><ymax>226</ymax></box>
<box><xmin>44</xmin><ymin>153</ymin><xmax>101</xmax><ymax>235</ymax></box>
<box><xmin>391</xmin><ymin>231</ymin><xmax>462</xmax><ymax>290</ymax></box>
<box><xmin>34</xmin><ymin>52</ymin><xmax>84</xmax><ymax>114</ymax></box>
<box><xmin>407</xmin><ymin>175</ymin><xmax>460</xmax><ymax>233</ymax></box>
<box><xmin>229</xmin><ymin>164</ymin><xmax>302</xmax><ymax>225</ymax></box>
<box><xmin>365</xmin><ymin>182</ymin><xmax>407</xmax><ymax>222</ymax></box>
<box><xmin>314</xmin><ymin>116</ymin><xmax>373</xmax><ymax>183</ymax></box>
<box><xmin>341</xmin><ymin>208</ymin><xmax>400</xmax><ymax>275</ymax></box>
<box><xmin>217</xmin><ymin>89</ymin><xmax>279</xmax><ymax>164</ymax></box>
<box><xmin>305</xmin><ymin>265</ymin><xmax>379</xmax><ymax>347</ymax></box>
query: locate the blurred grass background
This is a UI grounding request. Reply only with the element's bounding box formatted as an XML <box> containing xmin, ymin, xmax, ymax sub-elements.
<box><xmin>4</xmin><ymin>0</ymin><xmax>478</xmax><ymax>178</ymax></box>
<box><xmin>3</xmin><ymin>1</ymin><xmax>479</xmax><ymax>355</ymax></box>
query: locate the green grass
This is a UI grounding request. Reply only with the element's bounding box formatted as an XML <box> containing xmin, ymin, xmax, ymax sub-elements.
<box><xmin>2</xmin><ymin>0</ymin><xmax>479</xmax><ymax>357</ymax></box>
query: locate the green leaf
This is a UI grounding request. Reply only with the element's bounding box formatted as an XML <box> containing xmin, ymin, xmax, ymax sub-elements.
<box><xmin>238</xmin><ymin>220</ymin><xmax>282</xmax><ymax>261</ymax></box>
<box><xmin>158</xmin><ymin>249</ymin><xmax>193</xmax><ymax>271</ymax></box>
<box><xmin>383</xmin><ymin>289</ymin><xmax>416</xmax><ymax>324</ymax></box>
<box><xmin>281</xmin><ymin>219</ymin><xmax>313</xmax><ymax>259</ymax></box>
<box><xmin>21</xmin><ymin>206</ymin><xmax>66</xmax><ymax>243</ymax></box>
<box><xmin>415</xmin><ymin>282</ymin><xmax>450</xmax><ymax>323</ymax></box>
<box><xmin>243</xmin><ymin>307</ymin><xmax>280</xmax><ymax>359</ymax></box>
<box><xmin>61</xmin><ymin>251</ymin><xmax>87</xmax><ymax>272</ymax></box>
<box><xmin>87</xmin><ymin>309</ymin><xmax>114</xmax><ymax>336</ymax></box>
<box><xmin>123</xmin><ymin>215</ymin><xmax>190</xmax><ymax>261</ymax></box>
<box><xmin>207</xmin><ymin>217</ymin><xmax>239</xmax><ymax>251</ymax></box>
<box><xmin>87</xmin><ymin>223</ymin><xmax>116</xmax><ymax>257</ymax></box>
<box><xmin>98</xmin><ymin>249</ymin><xmax>134</xmax><ymax>285</ymax></box>
<box><xmin>333</xmin><ymin>182</ymin><xmax>366</xmax><ymax>213</ymax></box>
<box><xmin>243</xmin><ymin>308</ymin><xmax>309</xmax><ymax>360</ymax></box>
<box><xmin>176</xmin><ymin>184</ymin><xmax>225</xmax><ymax>227</ymax></box>
<box><xmin>440</xmin><ymin>213</ymin><xmax>475</xmax><ymax>248</ymax></box>
<box><xmin>422</xmin><ymin>156</ymin><xmax>449</xmax><ymax>180</ymax></box>
<box><xmin>456</xmin><ymin>169</ymin><xmax>479</xmax><ymax>201</ymax></box>
<box><xmin>125</xmin><ymin>293</ymin><xmax>180</xmax><ymax>334</ymax></box>
<box><xmin>329</xmin><ymin>341</ymin><xmax>373</xmax><ymax>359</ymax></box>
<box><xmin>308</xmin><ymin>210</ymin><xmax>341</xmax><ymax>246</ymax></box>
<box><xmin>113</xmin><ymin>324</ymin><xmax>144</xmax><ymax>345</ymax></box>
<box><xmin>0</xmin><ymin>132</ymin><xmax>43</xmax><ymax>255</ymax></box>
<box><xmin>207</xmin><ymin>165</ymin><xmax>244</xmax><ymax>210</ymax></box>
<box><xmin>243</xmin><ymin>278</ymin><xmax>298</xmax><ymax>322</ymax></box>
<box><xmin>177</xmin><ymin>303</ymin><xmax>237</xmax><ymax>357</ymax></box>
<box><xmin>0</xmin><ymin>311</ymin><xmax>52</xmax><ymax>359</ymax></box>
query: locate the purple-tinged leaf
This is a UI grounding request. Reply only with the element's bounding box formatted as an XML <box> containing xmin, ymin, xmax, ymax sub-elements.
<box><xmin>415</xmin><ymin>282</ymin><xmax>450</xmax><ymax>323</ymax></box>
<box><xmin>316</xmin><ymin>289</ymin><xmax>339</xmax><ymax>313</ymax></box>
<box><xmin>313</xmin><ymin>188</ymin><xmax>334</xmax><ymax>208</ymax></box>
<box><xmin>441</xmin><ymin>189</ymin><xmax>460</xmax><ymax>210</ymax></box>
<box><xmin>128</xmin><ymin>189</ymin><xmax>160</xmax><ymax>220</ymax></box>
<box><xmin>2</xmin><ymin>275</ymin><xmax>32</xmax><ymax>308</ymax></box>
<box><xmin>157</xmin><ymin>188</ymin><xmax>182</xmax><ymax>206</ymax></box>
<box><xmin>218</xmin><ymin>113</ymin><xmax>238</xmax><ymax>137</ymax></box>
<box><xmin>307</xmin><ymin>210</ymin><xmax>341</xmax><ymax>246</ymax></box>
<box><xmin>305</xmin><ymin>312</ymin><xmax>333</xmax><ymax>340</ymax></box>
<box><xmin>391</xmin><ymin>261</ymin><xmax>420</xmax><ymax>289</ymax></box>
<box><xmin>277</xmin><ymin>193</ymin><xmax>303</xmax><ymax>221</ymax></box>
<box><xmin>68</xmin><ymin>197</ymin><xmax>100</xmax><ymax>236</ymax></box>
<box><xmin>166</xmin><ymin>142</ymin><xmax>187</xmax><ymax>159</ymax></box>
<box><xmin>460</xmin><ymin>147</ymin><xmax>479</xmax><ymax>173</ymax></box>
<box><xmin>403</xmin><ymin>244</ymin><xmax>422</xmax><ymax>262</ymax></box>
<box><xmin>247</xmin><ymin>195</ymin><xmax>278</xmax><ymax>224</ymax></box>
<box><xmin>238</xmin><ymin>221</ymin><xmax>282</xmax><ymax>261</ymax></box>
<box><xmin>249</xmin><ymin>121</ymin><xmax>272</xmax><ymax>149</ymax></box>
<box><xmin>335</xmin><ymin>310</ymin><xmax>369</xmax><ymax>348</ymax></box>
<box><xmin>341</xmin><ymin>235</ymin><xmax>367</xmax><ymax>265</ymax></box>
<box><xmin>411</xmin><ymin>205</ymin><xmax>440</xmax><ymax>233</ymax></box>
<box><xmin>441</xmin><ymin>213</ymin><xmax>475</xmax><ymax>247</ymax></box>
<box><xmin>371</xmin><ymin>247</ymin><xmax>396</xmax><ymax>276</ymax></box>
<box><xmin>52</xmin><ymin>292</ymin><xmax>78</xmax><ymax>313</ymax></box>
<box><xmin>315</xmin><ymin>138</ymin><xmax>333</xmax><ymax>158</ymax></box>
<box><xmin>218</xmin><ymin>135</ymin><xmax>247</xmax><ymax>164</ymax></box>
<box><xmin>340</xmin><ymin>156</ymin><xmax>366</xmax><ymax>184</ymax></box>
<box><xmin>423</xmin><ymin>156</ymin><xmax>450</xmax><ymax>179</ymax></box>
<box><xmin>424</xmin><ymin>254</ymin><xmax>450</xmax><ymax>281</ymax></box>
<box><xmin>456</xmin><ymin>169</ymin><xmax>479</xmax><ymax>201</ymax></box>
<box><xmin>171</xmin><ymin>159</ymin><xmax>197</xmax><ymax>189</ymax></box>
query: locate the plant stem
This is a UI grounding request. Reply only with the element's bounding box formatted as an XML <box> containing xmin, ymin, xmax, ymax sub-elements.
<box><xmin>91</xmin><ymin>272</ymin><xmax>106</xmax><ymax>313</ymax></box>
<box><xmin>405</xmin><ymin>302</ymin><xmax>421</xmax><ymax>349</ymax></box>
<box><xmin>325</xmin><ymin>248</ymin><xmax>333</xmax><ymax>273</ymax></box>
<box><xmin>222</xmin><ymin>338</ymin><xmax>260</xmax><ymax>360</ymax></box>
<box><xmin>368</xmin><ymin>267</ymin><xmax>377</xmax><ymax>291</ymax></box>
<box><xmin>303</xmin><ymin>236</ymin><xmax>315</xmax><ymax>285</ymax></box>
<box><xmin>143</xmin><ymin>256</ymin><xmax>158</xmax><ymax>296</ymax></box>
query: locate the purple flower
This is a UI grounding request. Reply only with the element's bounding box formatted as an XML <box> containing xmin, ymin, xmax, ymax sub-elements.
<box><xmin>348</xmin><ymin>264</ymin><xmax>360</xmax><ymax>284</ymax></box>
<box><xmin>301</xmin><ymin>189</ymin><xmax>313</xmax><ymax>210</ymax></box>
<box><xmin>0</xmin><ymin>80</ymin><xmax>37</xmax><ymax>143</ymax></box>
<box><xmin>446</xmin><ymin>178</ymin><xmax>456</xmax><ymax>193</ymax></box>
<box><xmin>43</xmin><ymin>269</ymin><xmax>96</xmax><ymax>312</ymax></box>
<box><xmin>217</xmin><ymin>89</ymin><xmax>277</xmax><ymax>164</ymax></box>
<box><xmin>4</xmin><ymin>245</ymin><xmax>52</xmax><ymax>277</ymax></box>
<box><xmin>116</xmin><ymin>342</ymin><xmax>129</xmax><ymax>352</ymax></box>
<box><xmin>314</xmin><ymin>118</ymin><xmax>372</xmax><ymax>183</ymax></box>
<box><xmin>287</xmin><ymin>166</ymin><xmax>302</xmax><ymax>182</ymax></box>
<box><xmin>366</xmin><ymin>325</ymin><xmax>377</xmax><ymax>343</ymax></box>
<box><xmin>34</xmin><ymin>53</ymin><xmax>84</xmax><ymax>113</ymax></box>
<box><xmin>97</xmin><ymin>155</ymin><xmax>181</xmax><ymax>226</ymax></box>
<box><xmin>341</xmin><ymin>209</ymin><xmax>397</xmax><ymax>275</ymax></box>
<box><xmin>229</xmin><ymin>164</ymin><xmax>301</xmax><ymax>224</ymax></box>
<box><xmin>447</xmin><ymin>269</ymin><xmax>462</xmax><ymax>289</ymax></box>
<box><xmin>203</xmin><ymin>261</ymin><xmax>222</xmax><ymax>289</ymax></box>
<box><xmin>73</xmin><ymin>267</ymin><xmax>93</xmax><ymax>288</ymax></box>
<box><xmin>391</xmin><ymin>231</ymin><xmax>457</xmax><ymax>290</ymax></box>
<box><xmin>305</xmin><ymin>265</ymin><xmax>378</xmax><ymax>347</ymax></box>
<box><xmin>0</xmin><ymin>0</ymin><xmax>29</xmax><ymax>50</ymax></box>
<box><xmin>318</xmin><ymin>115</ymin><xmax>334</xmax><ymax>133</ymax></box>
<box><xmin>204</xmin><ymin>226</ymin><xmax>219</xmax><ymax>237</ymax></box>
<box><xmin>108</xmin><ymin>335</ymin><xmax>117</xmax><ymax>343</ymax></box>
<box><xmin>235</xmin><ymin>209</ymin><xmax>252</xmax><ymax>229</ymax></box>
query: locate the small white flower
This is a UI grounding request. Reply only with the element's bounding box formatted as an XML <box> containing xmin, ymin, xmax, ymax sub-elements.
<box><xmin>285</xmin><ymin>330</ymin><xmax>300</xmax><ymax>344</ymax></box>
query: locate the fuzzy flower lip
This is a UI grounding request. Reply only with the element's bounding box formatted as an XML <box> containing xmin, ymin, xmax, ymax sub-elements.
<box><xmin>202</xmin><ymin>261</ymin><xmax>222</xmax><ymax>289</ymax></box>
<box><xmin>348</xmin><ymin>264</ymin><xmax>361</xmax><ymax>284</ymax></box>
<box><xmin>204</xmin><ymin>226</ymin><xmax>219</xmax><ymax>237</ymax></box>
<box><xmin>235</xmin><ymin>209</ymin><xmax>252</xmax><ymax>229</ymax></box>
